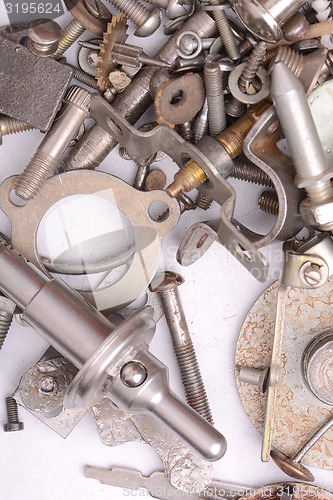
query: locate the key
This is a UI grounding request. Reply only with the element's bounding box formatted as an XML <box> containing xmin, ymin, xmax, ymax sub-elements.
<box><xmin>84</xmin><ymin>465</ymin><xmax>254</xmax><ymax>500</ymax></box>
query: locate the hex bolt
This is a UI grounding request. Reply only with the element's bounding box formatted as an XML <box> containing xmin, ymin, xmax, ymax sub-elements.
<box><xmin>0</xmin><ymin>115</ymin><xmax>34</xmax><ymax>146</ymax></box>
<box><xmin>207</xmin><ymin>0</ymin><xmax>240</xmax><ymax>60</ymax></box>
<box><xmin>271</xmin><ymin>415</ymin><xmax>333</xmax><ymax>481</ymax></box>
<box><xmin>105</xmin><ymin>0</ymin><xmax>162</xmax><ymax>37</ymax></box>
<box><xmin>14</xmin><ymin>86</ymin><xmax>91</xmax><ymax>201</ymax></box>
<box><xmin>204</xmin><ymin>61</ymin><xmax>226</xmax><ymax>137</ymax></box>
<box><xmin>258</xmin><ymin>190</ymin><xmax>279</xmax><ymax>215</ymax></box>
<box><xmin>239</xmin><ymin>41</ymin><xmax>267</xmax><ymax>94</ymax></box>
<box><xmin>0</xmin><ymin>297</ymin><xmax>16</xmax><ymax>352</ymax></box>
<box><xmin>3</xmin><ymin>397</ymin><xmax>24</xmax><ymax>432</ymax></box>
<box><xmin>27</xmin><ymin>19</ymin><xmax>62</xmax><ymax>57</ymax></box>
<box><xmin>271</xmin><ymin>62</ymin><xmax>333</xmax><ymax>231</ymax></box>
<box><xmin>238</xmin><ymin>366</ymin><xmax>270</xmax><ymax>393</ymax></box>
<box><xmin>166</xmin><ymin>100</ymin><xmax>270</xmax><ymax>198</ymax></box>
<box><xmin>150</xmin><ymin>272</ymin><xmax>213</xmax><ymax>424</ymax></box>
<box><xmin>231</xmin><ymin>157</ymin><xmax>274</xmax><ymax>187</ymax></box>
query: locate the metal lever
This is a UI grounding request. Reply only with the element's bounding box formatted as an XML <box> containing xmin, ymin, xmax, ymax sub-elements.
<box><xmin>0</xmin><ymin>241</ymin><xmax>226</xmax><ymax>461</ymax></box>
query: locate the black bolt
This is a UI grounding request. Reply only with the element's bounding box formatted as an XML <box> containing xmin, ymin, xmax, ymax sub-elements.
<box><xmin>3</xmin><ymin>397</ymin><xmax>24</xmax><ymax>432</ymax></box>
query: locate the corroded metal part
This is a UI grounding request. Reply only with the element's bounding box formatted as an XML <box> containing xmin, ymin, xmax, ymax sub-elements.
<box><xmin>90</xmin><ymin>398</ymin><xmax>213</xmax><ymax>493</ymax></box>
<box><xmin>235</xmin><ymin>277</ymin><xmax>333</xmax><ymax>470</ymax></box>
<box><xmin>64</xmin><ymin>0</ymin><xmax>111</xmax><ymax>35</ymax></box>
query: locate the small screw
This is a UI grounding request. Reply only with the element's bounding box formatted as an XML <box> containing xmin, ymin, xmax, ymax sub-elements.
<box><xmin>4</xmin><ymin>397</ymin><xmax>24</xmax><ymax>432</ymax></box>
<box><xmin>39</xmin><ymin>376</ymin><xmax>58</xmax><ymax>395</ymax></box>
<box><xmin>300</xmin><ymin>262</ymin><xmax>326</xmax><ymax>287</ymax></box>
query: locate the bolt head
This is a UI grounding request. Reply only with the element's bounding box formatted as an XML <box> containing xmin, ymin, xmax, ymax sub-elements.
<box><xmin>134</xmin><ymin>8</ymin><xmax>162</xmax><ymax>37</ymax></box>
<box><xmin>38</xmin><ymin>375</ymin><xmax>58</xmax><ymax>395</ymax></box>
<box><xmin>4</xmin><ymin>421</ymin><xmax>24</xmax><ymax>432</ymax></box>
<box><xmin>120</xmin><ymin>361</ymin><xmax>147</xmax><ymax>388</ymax></box>
<box><xmin>150</xmin><ymin>271</ymin><xmax>184</xmax><ymax>292</ymax></box>
<box><xmin>299</xmin><ymin>262</ymin><xmax>327</xmax><ymax>287</ymax></box>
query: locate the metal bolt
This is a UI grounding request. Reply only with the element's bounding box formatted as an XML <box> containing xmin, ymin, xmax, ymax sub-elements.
<box><xmin>59</xmin><ymin>58</ymin><xmax>98</xmax><ymax>89</ymax></box>
<box><xmin>15</xmin><ymin>86</ymin><xmax>91</xmax><ymax>201</ymax></box>
<box><xmin>271</xmin><ymin>415</ymin><xmax>333</xmax><ymax>481</ymax></box>
<box><xmin>150</xmin><ymin>271</ymin><xmax>213</xmax><ymax>424</ymax></box>
<box><xmin>105</xmin><ymin>0</ymin><xmax>162</xmax><ymax>37</ymax></box>
<box><xmin>39</xmin><ymin>376</ymin><xmax>58</xmax><ymax>395</ymax></box>
<box><xmin>27</xmin><ymin>19</ymin><xmax>62</xmax><ymax>57</ymax></box>
<box><xmin>193</xmin><ymin>99</ymin><xmax>208</xmax><ymax>143</ymax></box>
<box><xmin>258</xmin><ymin>190</ymin><xmax>279</xmax><ymax>214</ymax></box>
<box><xmin>204</xmin><ymin>61</ymin><xmax>226</xmax><ymax>137</ymax></box>
<box><xmin>4</xmin><ymin>397</ymin><xmax>24</xmax><ymax>432</ymax></box>
<box><xmin>176</xmin><ymin>121</ymin><xmax>194</xmax><ymax>142</ymax></box>
<box><xmin>120</xmin><ymin>361</ymin><xmax>148</xmax><ymax>387</ymax></box>
<box><xmin>0</xmin><ymin>297</ymin><xmax>15</xmax><ymax>352</ymax></box>
<box><xmin>232</xmin><ymin>158</ymin><xmax>274</xmax><ymax>187</ymax></box>
<box><xmin>239</xmin><ymin>41</ymin><xmax>267</xmax><ymax>94</ymax></box>
<box><xmin>207</xmin><ymin>1</ymin><xmax>240</xmax><ymax>60</ymax></box>
<box><xmin>0</xmin><ymin>115</ymin><xmax>34</xmax><ymax>146</ymax></box>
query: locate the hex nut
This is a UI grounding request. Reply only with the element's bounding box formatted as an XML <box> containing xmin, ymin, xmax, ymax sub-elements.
<box><xmin>300</xmin><ymin>197</ymin><xmax>333</xmax><ymax>231</ymax></box>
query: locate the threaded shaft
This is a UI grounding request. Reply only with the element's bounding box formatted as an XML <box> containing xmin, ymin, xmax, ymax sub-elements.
<box><xmin>195</xmin><ymin>192</ymin><xmax>213</xmax><ymax>210</ymax></box>
<box><xmin>306</xmin><ymin>180</ymin><xmax>333</xmax><ymax>204</ymax></box>
<box><xmin>177</xmin><ymin>122</ymin><xmax>194</xmax><ymax>142</ymax></box>
<box><xmin>0</xmin><ymin>310</ymin><xmax>13</xmax><ymax>351</ymax></box>
<box><xmin>263</xmin><ymin>48</ymin><xmax>278</xmax><ymax>65</ymax></box>
<box><xmin>6</xmin><ymin>397</ymin><xmax>19</xmax><ymax>423</ymax></box>
<box><xmin>258</xmin><ymin>190</ymin><xmax>279</xmax><ymax>215</ymax></box>
<box><xmin>107</xmin><ymin>0</ymin><xmax>149</xmax><ymax>26</ymax></box>
<box><xmin>15</xmin><ymin>151</ymin><xmax>55</xmax><ymax>200</ymax></box>
<box><xmin>193</xmin><ymin>99</ymin><xmax>208</xmax><ymax>142</ymax></box>
<box><xmin>204</xmin><ymin>61</ymin><xmax>226</xmax><ymax>137</ymax></box>
<box><xmin>239</xmin><ymin>41</ymin><xmax>267</xmax><ymax>94</ymax></box>
<box><xmin>239</xmin><ymin>39</ymin><xmax>254</xmax><ymax>57</ymax></box>
<box><xmin>210</xmin><ymin>5</ymin><xmax>240</xmax><ymax>60</ymax></box>
<box><xmin>173</xmin><ymin>340</ymin><xmax>213</xmax><ymax>424</ymax></box>
<box><xmin>53</xmin><ymin>18</ymin><xmax>86</xmax><ymax>59</ymax></box>
<box><xmin>231</xmin><ymin>157</ymin><xmax>274</xmax><ymax>187</ymax></box>
<box><xmin>66</xmin><ymin>63</ymin><xmax>98</xmax><ymax>89</ymax></box>
<box><xmin>166</xmin><ymin>159</ymin><xmax>207</xmax><ymax>197</ymax></box>
<box><xmin>0</xmin><ymin>116</ymin><xmax>34</xmax><ymax>136</ymax></box>
<box><xmin>269</xmin><ymin>46</ymin><xmax>304</xmax><ymax>77</ymax></box>
<box><xmin>119</xmin><ymin>145</ymin><xmax>133</xmax><ymax>160</ymax></box>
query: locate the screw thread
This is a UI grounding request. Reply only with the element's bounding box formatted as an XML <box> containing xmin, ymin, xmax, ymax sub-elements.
<box><xmin>239</xmin><ymin>38</ymin><xmax>254</xmax><ymax>57</ymax></box>
<box><xmin>0</xmin><ymin>116</ymin><xmax>34</xmax><ymax>136</ymax></box>
<box><xmin>15</xmin><ymin>151</ymin><xmax>55</xmax><ymax>200</ymax></box>
<box><xmin>177</xmin><ymin>121</ymin><xmax>194</xmax><ymax>142</ymax></box>
<box><xmin>173</xmin><ymin>340</ymin><xmax>214</xmax><ymax>424</ymax></box>
<box><xmin>53</xmin><ymin>18</ymin><xmax>86</xmax><ymax>59</ymax></box>
<box><xmin>166</xmin><ymin>159</ymin><xmax>207</xmax><ymax>197</ymax></box>
<box><xmin>231</xmin><ymin>157</ymin><xmax>274</xmax><ymax>187</ymax></box>
<box><xmin>6</xmin><ymin>397</ymin><xmax>19</xmax><ymax>423</ymax></box>
<box><xmin>66</xmin><ymin>63</ymin><xmax>98</xmax><ymax>89</ymax></box>
<box><xmin>258</xmin><ymin>190</ymin><xmax>279</xmax><ymax>215</ymax></box>
<box><xmin>0</xmin><ymin>310</ymin><xmax>13</xmax><ymax>351</ymax></box>
<box><xmin>193</xmin><ymin>99</ymin><xmax>208</xmax><ymax>142</ymax></box>
<box><xmin>239</xmin><ymin>41</ymin><xmax>267</xmax><ymax>94</ymax></box>
<box><xmin>119</xmin><ymin>145</ymin><xmax>133</xmax><ymax>160</ymax></box>
<box><xmin>269</xmin><ymin>46</ymin><xmax>304</xmax><ymax>78</ymax></box>
<box><xmin>306</xmin><ymin>180</ymin><xmax>333</xmax><ymax>203</ymax></box>
<box><xmin>210</xmin><ymin>5</ymin><xmax>240</xmax><ymax>60</ymax></box>
<box><xmin>107</xmin><ymin>0</ymin><xmax>149</xmax><ymax>26</ymax></box>
<box><xmin>204</xmin><ymin>62</ymin><xmax>226</xmax><ymax>137</ymax></box>
<box><xmin>263</xmin><ymin>48</ymin><xmax>278</xmax><ymax>65</ymax></box>
<box><xmin>195</xmin><ymin>192</ymin><xmax>212</xmax><ymax>210</ymax></box>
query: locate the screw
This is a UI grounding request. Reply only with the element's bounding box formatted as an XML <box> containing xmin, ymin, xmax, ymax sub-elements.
<box><xmin>193</xmin><ymin>99</ymin><xmax>208</xmax><ymax>143</ymax></box>
<box><xmin>271</xmin><ymin>415</ymin><xmax>333</xmax><ymax>481</ymax></box>
<box><xmin>300</xmin><ymin>262</ymin><xmax>324</xmax><ymax>286</ymax></box>
<box><xmin>59</xmin><ymin>58</ymin><xmax>98</xmax><ymax>89</ymax></box>
<box><xmin>39</xmin><ymin>376</ymin><xmax>58</xmax><ymax>395</ymax></box>
<box><xmin>166</xmin><ymin>100</ymin><xmax>270</xmax><ymax>197</ymax></box>
<box><xmin>150</xmin><ymin>271</ymin><xmax>213</xmax><ymax>424</ymax></box>
<box><xmin>231</xmin><ymin>158</ymin><xmax>274</xmax><ymax>187</ymax></box>
<box><xmin>15</xmin><ymin>86</ymin><xmax>91</xmax><ymax>201</ymax></box>
<box><xmin>258</xmin><ymin>190</ymin><xmax>279</xmax><ymax>215</ymax></box>
<box><xmin>207</xmin><ymin>0</ymin><xmax>240</xmax><ymax>60</ymax></box>
<box><xmin>239</xmin><ymin>41</ymin><xmax>267</xmax><ymax>94</ymax></box>
<box><xmin>176</xmin><ymin>121</ymin><xmax>194</xmax><ymax>142</ymax></box>
<box><xmin>204</xmin><ymin>61</ymin><xmax>226</xmax><ymax>137</ymax></box>
<box><xmin>0</xmin><ymin>297</ymin><xmax>15</xmax><ymax>352</ymax></box>
<box><xmin>105</xmin><ymin>0</ymin><xmax>162</xmax><ymax>37</ymax></box>
<box><xmin>4</xmin><ymin>397</ymin><xmax>24</xmax><ymax>432</ymax></box>
<box><xmin>0</xmin><ymin>115</ymin><xmax>34</xmax><ymax>146</ymax></box>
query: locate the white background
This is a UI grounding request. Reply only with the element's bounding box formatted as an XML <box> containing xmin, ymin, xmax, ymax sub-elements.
<box><xmin>1</xmin><ymin>2</ymin><xmax>333</xmax><ymax>499</ymax></box>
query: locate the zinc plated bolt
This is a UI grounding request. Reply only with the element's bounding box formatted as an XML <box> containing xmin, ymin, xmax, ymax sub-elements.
<box><xmin>150</xmin><ymin>271</ymin><xmax>213</xmax><ymax>424</ymax></box>
<box><xmin>204</xmin><ymin>61</ymin><xmax>226</xmax><ymax>137</ymax></box>
<box><xmin>0</xmin><ymin>115</ymin><xmax>34</xmax><ymax>146</ymax></box>
<box><xmin>270</xmin><ymin>415</ymin><xmax>333</xmax><ymax>481</ymax></box>
<box><xmin>105</xmin><ymin>0</ymin><xmax>162</xmax><ymax>36</ymax></box>
<box><xmin>207</xmin><ymin>0</ymin><xmax>240</xmax><ymax>60</ymax></box>
<box><xmin>4</xmin><ymin>397</ymin><xmax>24</xmax><ymax>432</ymax></box>
<box><xmin>15</xmin><ymin>86</ymin><xmax>91</xmax><ymax>201</ymax></box>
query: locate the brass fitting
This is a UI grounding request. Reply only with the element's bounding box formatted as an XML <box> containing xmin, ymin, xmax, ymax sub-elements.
<box><xmin>166</xmin><ymin>101</ymin><xmax>270</xmax><ymax>198</ymax></box>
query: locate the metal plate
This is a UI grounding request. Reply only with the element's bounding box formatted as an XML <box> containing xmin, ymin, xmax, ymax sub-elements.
<box><xmin>235</xmin><ymin>278</ymin><xmax>333</xmax><ymax>470</ymax></box>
